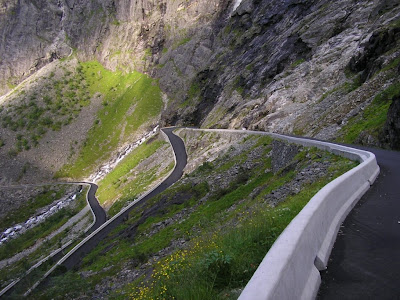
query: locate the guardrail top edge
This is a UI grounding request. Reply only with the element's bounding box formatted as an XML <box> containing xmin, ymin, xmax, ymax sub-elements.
<box><xmin>182</xmin><ymin>128</ymin><xmax>375</xmax><ymax>163</ymax></box>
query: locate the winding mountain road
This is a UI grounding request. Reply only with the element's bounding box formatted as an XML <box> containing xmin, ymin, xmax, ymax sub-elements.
<box><xmin>0</xmin><ymin>182</ymin><xmax>106</xmax><ymax>297</ymax></box>
<box><xmin>57</xmin><ymin>127</ymin><xmax>187</xmax><ymax>269</ymax></box>
<box><xmin>12</xmin><ymin>127</ymin><xmax>399</xmax><ymax>299</ymax></box>
<box><xmin>0</xmin><ymin>181</ymin><xmax>106</xmax><ymax>233</ymax></box>
<box><xmin>318</xmin><ymin>146</ymin><xmax>400</xmax><ymax>300</ymax></box>
<box><xmin>1</xmin><ymin>128</ymin><xmax>186</xmax><ymax>297</ymax></box>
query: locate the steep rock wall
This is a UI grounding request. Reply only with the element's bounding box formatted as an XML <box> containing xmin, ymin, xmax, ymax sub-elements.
<box><xmin>0</xmin><ymin>0</ymin><xmax>399</xmax><ymax>149</ymax></box>
<box><xmin>0</xmin><ymin>0</ymin><xmax>70</xmax><ymax>94</ymax></box>
<box><xmin>0</xmin><ymin>0</ymin><xmax>231</xmax><ymax>96</ymax></box>
<box><xmin>162</xmin><ymin>0</ymin><xmax>400</xmax><ymax>146</ymax></box>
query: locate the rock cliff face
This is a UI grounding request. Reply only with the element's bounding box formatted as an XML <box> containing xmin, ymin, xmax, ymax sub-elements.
<box><xmin>161</xmin><ymin>0</ymin><xmax>400</xmax><ymax>145</ymax></box>
<box><xmin>0</xmin><ymin>0</ymin><xmax>399</xmax><ymax>172</ymax></box>
<box><xmin>0</xmin><ymin>0</ymin><xmax>230</xmax><ymax>95</ymax></box>
<box><xmin>0</xmin><ymin>0</ymin><xmax>70</xmax><ymax>94</ymax></box>
<box><xmin>381</xmin><ymin>94</ymin><xmax>400</xmax><ymax>149</ymax></box>
<box><xmin>0</xmin><ymin>0</ymin><xmax>233</xmax><ymax>183</ymax></box>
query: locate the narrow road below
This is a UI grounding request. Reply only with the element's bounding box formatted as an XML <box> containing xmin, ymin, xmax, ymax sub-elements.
<box><xmin>318</xmin><ymin>147</ymin><xmax>400</xmax><ymax>300</ymax></box>
<box><xmin>0</xmin><ymin>182</ymin><xmax>106</xmax><ymax>297</ymax></box>
<box><xmin>60</xmin><ymin>127</ymin><xmax>187</xmax><ymax>269</ymax></box>
<box><xmin>84</xmin><ymin>183</ymin><xmax>107</xmax><ymax>233</ymax></box>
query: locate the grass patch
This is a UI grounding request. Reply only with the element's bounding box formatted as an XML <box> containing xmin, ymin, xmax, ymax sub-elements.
<box><xmin>172</xmin><ymin>36</ymin><xmax>192</xmax><ymax>50</ymax></box>
<box><xmin>291</xmin><ymin>58</ymin><xmax>305</xmax><ymax>68</ymax></box>
<box><xmin>343</xmin><ymin>75</ymin><xmax>362</xmax><ymax>93</ymax></box>
<box><xmin>379</xmin><ymin>57</ymin><xmax>400</xmax><ymax>73</ymax></box>
<box><xmin>107</xmin><ymin>164</ymin><xmax>172</xmax><ymax>217</ymax></box>
<box><xmin>317</xmin><ymin>86</ymin><xmax>342</xmax><ymax>103</ymax></box>
<box><xmin>129</xmin><ymin>159</ymin><xmax>356</xmax><ymax>299</ymax></box>
<box><xmin>97</xmin><ymin>140</ymin><xmax>166</xmax><ymax>205</ymax></box>
<box><xmin>180</xmin><ymin>82</ymin><xmax>200</xmax><ymax>108</ymax></box>
<box><xmin>56</xmin><ymin>61</ymin><xmax>163</xmax><ymax>179</ymax></box>
<box><xmin>95</xmin><ymin>139</ymin><xmax>175</xmax><ymax>217</ymax></box>
<box><xmin>337</xmin><ymin>82</ymin><xmax>400</xmax><ymax>143</ymax></box>
<box><xmin>178</xmin><ymin>37</ymin><xmax>192</xmax><ymax>47</ymax></box>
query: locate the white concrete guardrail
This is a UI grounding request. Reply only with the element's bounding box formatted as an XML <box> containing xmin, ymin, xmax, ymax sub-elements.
<box><xmin>19</xmin><ymin>127</ymin><xmax>379</xmax><ymax>298</ymax></box>
<box><xmin>186</xmin><ymin>128</ymin><xmax>379</xmax><ymax>300</ymax></box>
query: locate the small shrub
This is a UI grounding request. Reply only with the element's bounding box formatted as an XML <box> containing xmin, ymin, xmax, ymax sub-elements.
<box><xmin>31</xmin><ymin>135</ymin><xmax>39</xmax><ymax>147</ymax></box>
<box><xmin>198</xmin><ymin>161</ymin><xmax>214</xmax><ymax>173</ymax></box>
<box><xmin>291</xmin><ymin>58</ymin><xmax>305</xmax><ymax>68</ymax></box>
<box><xmin>8</xmin><ymin>148</ymin><xmax>18</xmax><ymax>157</ymax></box>
<box><xmin>22</xmin><ymin>163</ymin><xmax>29</xmax><ymax>174</ymax></box>
<box><xmin>201</xmin><ymin>250</ymin><xmax>233</xmax><ymax>288</ymax></box>
<box><xmin>43</xmin><ymin>95</ymin><xmax>52</xmax><ymax>104</ymax></box>
<box><xmin>41</xmin><ymin>117</ymin><xmax>53</xmax><ymax>126</ymax></box>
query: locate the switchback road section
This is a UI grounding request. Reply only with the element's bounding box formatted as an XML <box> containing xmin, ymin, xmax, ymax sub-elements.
<box><xmin>57</xmin><ymin>127</ymin><xmax>187</xmax><ymax>269</ymax></box>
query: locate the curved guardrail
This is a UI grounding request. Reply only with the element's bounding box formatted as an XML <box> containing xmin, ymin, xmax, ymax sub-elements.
<box><xmin>185</xmin><ymin>128</ymin><xmax>379</xmax><ymax>300</ymax></box>
<box><xmin>16</xmin><ymin>127</ymin><xmax>379</xmax><ymax>299</ymax></box>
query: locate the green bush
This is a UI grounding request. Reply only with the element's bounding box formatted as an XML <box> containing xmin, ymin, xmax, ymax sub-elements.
<box><xmin>202</xmin><ymin>250</ymin><xmax>233</xmax><ymax>288</ymax></box>
<box><xmin>197</xmin><ymin>161</ymin><xmax>214</xmax><ymax>173</ymax></box>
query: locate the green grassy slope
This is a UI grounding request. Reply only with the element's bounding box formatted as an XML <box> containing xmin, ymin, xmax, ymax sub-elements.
<box><xmin>32</xmin><ymin>134</ymin><xmax>357</xmax><ymax>299</ymax></box>
<box><xmin>96</xmin><ymin>139</ymin><xmax>173</xmax><ymax>216</ymax></box>
<box><xmin>57</xmin><ymin>61</ymin><xmax>163</xmax><ymax>179</ymax></box>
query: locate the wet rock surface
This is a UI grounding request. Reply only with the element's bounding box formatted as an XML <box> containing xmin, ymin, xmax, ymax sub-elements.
<box><xmin>381</xmin><ymin>94</ymin><xmax>400</xmax><ymax>150</ymax></box>
<box><xmin>348</xmin><ymin>26</ymin><xmax>400</xmax><ymax>83</ymax></box>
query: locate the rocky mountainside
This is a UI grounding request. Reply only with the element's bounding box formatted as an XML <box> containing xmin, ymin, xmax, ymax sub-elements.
<box><xmin>0</xmin><ymin>0</ymin><xmax>399</xmax><ymax>183</ymax></box>
<box><xmin>162</xmin><ymin>0</ymin><xmax>400</xmax><ymax>148</ymax></box>
<box><xmin>0</xmin><ymin>1</ymin><xmax>399</xmax><ymax>297</ymax></box>
<box><xmin>0</xmin><ymin>0</ymin><xmax>230</xmax><ymax>95</ymax></box>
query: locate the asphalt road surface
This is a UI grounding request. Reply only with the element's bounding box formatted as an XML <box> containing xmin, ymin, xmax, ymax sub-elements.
<box><xmin>60</xmin><ymin>127</ymin><xmax>187</xmax><ymax>269</ymax></box>
<box><xmin>1</xmin><ymin>129</ymin><xmax>186</xmax><ymax>297</ymax></box>
<box><xmin>318</xmin><ymin>146</ymin><xmax>400</xmax><ymax>300</ymax></box>
<box><xmin>85</xmin><ymin>183</ymin><xmax>107</xmax><ymax>233</ymax></box>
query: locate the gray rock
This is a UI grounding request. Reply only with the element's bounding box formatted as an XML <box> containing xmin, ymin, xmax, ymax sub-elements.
<box><xmin>381</xmin><ymin>94</ymin><xmax>400</xmax><ymax>150</ymax></box>
<box><xmin>271</xmin><ymin>140</ymin><xmax>299</xmax><ymax>173</ymax></box>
